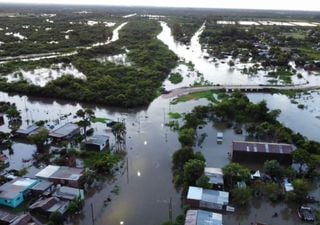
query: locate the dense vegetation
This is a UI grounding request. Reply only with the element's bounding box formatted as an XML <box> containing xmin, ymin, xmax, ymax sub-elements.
<box><xmin>0</xmin><ymin>18</ymin><xmax>178</xmax><ymax>107</ymax></box>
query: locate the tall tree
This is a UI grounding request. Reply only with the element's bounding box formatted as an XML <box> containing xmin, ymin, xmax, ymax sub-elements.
<box><xmin>111</xmin><ymin>121</ymin><xmax>126</xmax><ymax>152</ymax></box>
<box><xmin>76</xmin><ymin>108</ymin><xmax>95</xmax><ymax>140</ymax></box>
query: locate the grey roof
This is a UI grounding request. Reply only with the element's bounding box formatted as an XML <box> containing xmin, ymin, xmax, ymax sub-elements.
<box><xmin>36</xmin><ymin>165</ymin><xmax>83</xmax><ymax>181</ymax></box>
<box><xmin>49</xmin><ymin>122</ymin><xmax>79</xmax><ymax>138</ymax></box>
<box><xmin>31</xmin><ymin>180</ymin><xmax>53</xmax><ymax>192</ymax></box>
<box><xmin>16</xmin><ymin>124</ymin><xmax>40</xmax><ymax>135</ymax></box>
<box><xmin>85</xmin><ymin>135</ymin><xmax>109</xmax><ymax>146</ymax></box>
<box><xmin>233</xmin><ymin>141</ymin><xmax>294</xmax><ymax>155</ymax></box>
<box><xmin>53</xmin><ymin>186</ymin><xmax>84</xmax><ymax>200</ymax></box>
<box><xmin>0</xmin><ymin>211</ymin><xmax>17</xmax><ymax>223</ymax></box>
<box><xmin>187</xmin><ymin>186</ymin><xmax>229</xmax><ymax>206</ymax></box>
<box><xmin>185</xmin><ymin>210</ymin><xmax>223</xmax><ymax>225</ymax></box>
<box><xmin>29</xmin><ymin>197</ymin><xmax>69</xmax><ymax>215</ymax></box>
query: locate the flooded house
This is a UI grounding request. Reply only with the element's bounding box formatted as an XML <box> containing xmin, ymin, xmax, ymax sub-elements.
<box><xmin>204</xmin><ymin>167</ymin><xmax>224</xmax><ymax>190</ymax></box>
<box><xmin>186</xmin><ymin>186</ymin><xmax>229</xmax><ymax>211</ymax></box>
<box><xmin>84</xmin><ymin>135</ymin><xmax>110</xmax><ymax>151</ymax></box>
<box><xmin>52</xmin><ymin>186</ymin><xmax>84</xmax><ymax>201</ymax></box>
<box><xmin>29</xmin><ymin>197</ymin><xmax>69</xmax><ymax>217</ymax></box>
<box><xmin>30</xmin><ymin>180</ymin><xmax>54</xmax><ymax>197</ymax></box>
<box><xmin>184</xmin><ymin>209</ymin><xmax>223</xmax><ymax>225</ymax></box>
<box><xmin>232</xmin><ymin>141</ymin><xmax>294</xmax><ymax>164</ymax></box>
<box><xmin>0</xmin><ymin>178</ymin><xmax>38</xmax><ymax>208</ymax></box>
<box><xmin>16</xmin><ymin>124</ymin><xmax>42</xmax><ymax>137</ymax></box>
<box><xmin>49</xmin><ymin>122</ymin><xmax>80</xmax><ymax>141</ymax></box>
<box><xmin>35</xmin><ymin>165</ymin><xmax>83</xmax><ymax>188</ymax></box>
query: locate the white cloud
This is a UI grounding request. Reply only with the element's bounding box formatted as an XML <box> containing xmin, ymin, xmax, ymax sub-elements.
<box><xmin>0</xmin><ymin>0</ymin><xmax>319</xmax><ymax>11</ymax></box>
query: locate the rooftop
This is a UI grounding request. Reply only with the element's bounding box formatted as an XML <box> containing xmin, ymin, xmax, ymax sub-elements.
<box><xmin>185</xmin><ymin>210</ymin><xmax>223</xmax><ymax>225</ymax></box>
<box><xmin>232</xmin><ymin>141</ymin><xmax>294</xmax><ymax>155</ymax></box>
<box><xmin>0</xmin><ymin>178</ymin><xmax>38</xmax><ymax>200</ymax></box>
<box><xmin>29</xmin><ymin>197</ymin><xmax>69</xmax><ymax>214</ymax></box>
<box><xmin>31</xmin><ymin>180</ymin><xmax>54</xmax><ymax>192</ymax></box>
<box><xmin>53</xmin><ymin>186</ymin><xmax>84</xmax><ymax>200</ymax></box>
<box><xmin>204</xmin><ymin>168</ymin><xmax>224</xmax><ymax>185</ymax></box>
<box><xmin>35</xmin><ymin>165</ymin><xmax>83</xmax><ymax>181</ymax></box>
<box><xmin>16</xmin><ymin>124</ymin><xmax>40</xmax><ymax>135</ymax></box>
<box><xmin>187</xmin><ymin>186</ymin><xmax>229</xmax><ymax>205</ymax></box>
<box><xmin>85</xmin><ymin>135</ymin><xmax>109</xmax><ymax>146</ymax></box>
<box><xmin>49</xmin><ymin>122</ymin><xmax>79</xmax><ymax>138</ymax></box>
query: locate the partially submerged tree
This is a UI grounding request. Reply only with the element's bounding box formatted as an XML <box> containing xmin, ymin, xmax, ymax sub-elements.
<box><xmin>76</xmin><ymin>108</ymin><xmax>95</xmax><ymax>141</ymax></box>
<box><xmin>111</xmin><ymin>121</ymin><xmax>126</xmax><ymax>152</ymax></box>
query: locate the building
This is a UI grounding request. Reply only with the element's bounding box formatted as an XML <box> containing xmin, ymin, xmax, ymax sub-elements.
<box><xmin>49</xmin><ymin>122</ymin><xmax>80</xmax><ymax>141</ymax></box>
<box><xmin>186</xmin><ymin>186</ymin><xmax>229</xmax><ymax>211</ymax></box>
<box><xmin>29</xmin><ymin>197</ymin><xmax>69</xmax><ymax>217</ymax></box>
<box><xmin>84</xmin><ymin>135</ymin><xmax>110</xmax><ymax>151</ymax></box>
<box><xmin>53</xmin><ymin>186</ymin><xmax>84</xmax><ymax>201</ymax></box>
<box><xmin>16</xmin><ymin>125</ymin><xmax>42</xmax><ymax>137</ymax></box>
<box><xmin>232</xmin><ymin>141</ymin><xmax>294</xmax><ymax>164</ymax></box>
<box><xmin>30</xmin><ymin>180</ymin><xmax>54</xmax><ymax>197</ymax></box>
<box><xmin>10</xmin><ymin>214</ymin><xmax>42</xmax><ymax>225</ymax></box>
<box><xmin>184</xmin><ymin>210</ymin><xmax>223</xmax><ymax>225</ymax></box>
<box><xmin>0</xmin><ymin>211</ymin><xmax>18</xmax><ymax>225</ymax></box>
<box><xmin>0</xmin><ymin>178</ymin><xmax>38</xmax><ymax>208</ymax></box>
<box><xmin>204</xmin><ymin>168</ymin><xmax>224</xmax><ymax>190</ymax></box>
<box><xmin>35</xmin><ymin>165</ymin><xmax>83</xmax><ymax>188</ymax></box>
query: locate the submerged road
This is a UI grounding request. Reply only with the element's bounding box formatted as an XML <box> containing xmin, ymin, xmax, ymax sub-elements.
<box><xmin>162</xmin><ymin>84</ymin><xmax>320</xmax><ymax>99</ymax></box>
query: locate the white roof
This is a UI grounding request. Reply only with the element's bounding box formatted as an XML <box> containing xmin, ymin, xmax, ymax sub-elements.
<box><xmin>12</xmin><ymin>178</ymin><xmax>37</xmax><ymax>187</ymax></box>
<box><xmin>205</xmin><ymin>167</ymin><xmax>223</xmax><ymax>175</ymax></box>
<box><xmin>187</xmin><ymin>186</ymin><xmax>203</xmax><ymax>200</ymax></box>
<box><xmin>36</xmin><ymin>165</ymin><xmax>60</xmax><ymax>178</ymax></box>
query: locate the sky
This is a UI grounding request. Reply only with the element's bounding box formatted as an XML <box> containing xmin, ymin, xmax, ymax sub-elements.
<box><xmin>0</xmin><ymin>0</ymin><xmax>320</xmax><ymax>11</ymax></box>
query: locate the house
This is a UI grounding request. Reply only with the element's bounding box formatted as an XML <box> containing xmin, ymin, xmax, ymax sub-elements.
<box><xmin>186</xmin><ymin>186</ymin><xmax>229</xmax><ymax>211</ymax></box>
<box><xmin>53</xmin><ymin>186</ymin><xmax>84</xmax><ymax>201</ymax></box>
<box><xmin>232</xmin><ymin>141</ymin><xmax>294</xmax><ymax>164</ymax></box>
<box><xmin>30</xmin><ymin>180</ymin><xmax>54</xmax><ymax>197</ymax></box>
<box><xmin>16</xmin><ymin>125</ymin><xmax>42</xmax><ymax>137</ymax></box>
<box><xmin>204</xmin><ymin>168</ymin><xmax>224</xmax><ymax>190</ymax></box>
<box><xmin>49</xmin><ymin>122</ymin><xmax>80</xmax><ymax>141</ymax></box>
<box><xmin>10</xmin><ymin>214</ymin><xmax>42</xmax><ymax>225</ymax></box>
<box><xmin>184</xmin><ymin>209</ymin><xmax>223</xmax><ymax>225</ymax></box>
<box><xmin>84</xmin><ymin>135</ymin><xmax>110</xmax><ymax>151</ymax></box>
<box><xmin>35</xmin><ymin>165</ymin><xmax>83</xmax><ymax>188</ymax></box>
<box><xmin>29</xmin><ymin>197</ymin><xmax>69</xmax><ymax>217</ymax></box>
<box><xmin>0</xmin><ymin>178</ymin><xmax>38</xmax><ymax>208</ymax></box>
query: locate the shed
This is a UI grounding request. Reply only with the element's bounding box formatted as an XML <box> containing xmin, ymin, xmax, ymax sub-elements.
<box><xmin>84</xmin><ymin>135</ymin><xmax>110</xmax><ymax>151</ymax></box>
<box><xmin>232</xmin><ymin>141</ymin><xmax>293</xmax><ymax>164</ymax></box>
<box><xmin>184</xmin><ymin>209</ymin><xmax>223</xmax><ymax>225</ymax></box>
<box><xmin>49</xmin><ymin>122</ymin><xmax>80</xmax><ymax>141</ymax></box>
<box><xmin>186</xmin><ymin>186</ymin><xmax>229</xmax><ymax>211</ymax></box>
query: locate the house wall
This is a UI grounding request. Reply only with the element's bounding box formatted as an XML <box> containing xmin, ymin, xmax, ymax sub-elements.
<box><xmin>0</xmin><ymin>193</ymin><xmax>24</xmax><ymax>208</ymax></box>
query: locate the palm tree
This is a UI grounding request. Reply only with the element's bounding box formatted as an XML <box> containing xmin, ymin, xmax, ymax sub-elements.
<box><xmin>111</xmin><ymin>121</ymin><xmax>126</xmax><ymax>152</ymax></box>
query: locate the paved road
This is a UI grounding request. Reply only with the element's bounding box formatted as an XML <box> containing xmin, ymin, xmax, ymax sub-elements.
<box><xmin>162</xmin><ymin>84</ymin><xmax>320</xmax><ymax>99</ymax></box>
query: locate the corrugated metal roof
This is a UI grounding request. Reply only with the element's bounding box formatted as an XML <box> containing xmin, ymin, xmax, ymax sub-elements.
<box><xmin>184</xmin><ymin>210</ymin><xmax>223</xmax><ymax>225</ymax></box>
<box><xmin>187</xmin><ymin>186</ymin><xmax>202</xmax><ymax>200</ymax></box>
<box><xmin>233</xmin><ymin>141</ymin><xmax>293</xmax><ymax>155</ymax></box>
<box><xmin>187</xmin><ymin>186</ymin><xmax>229</xmax><ymax>205</ymax></box>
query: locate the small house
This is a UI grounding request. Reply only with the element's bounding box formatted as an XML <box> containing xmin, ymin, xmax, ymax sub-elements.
<box><xmin>29</xmin><ymin>197</ymin><xmax>69</xmax><ymax>217</ymax></box>
<box><xmin>232</xmin><ymin>141</ymin><xmax>293</xmax><ymax>164</ymax></box>
<box><xmin>204</xmin><ymin>167</ymin><xmax>224</xmax><ymax>190</ymax></box>
<box><xmin>84</xmin><ymin>135</ymin><xmax>110</xmax><ymax>151</ymax></box>
<box><xmin>184</xmin><ymin>209</ymin><xmax>223</xmax><ymax>225</ymax></box>
<box><xmin>16</xmin><ymin>125</ymin><xmax>41</xmax><ymax>137</ymax></box>
<box><xmin>49</xmin><ymin>122</ymin><xmax>80</xmax><ymax>141</ymax></box>
<box><xmin>186</xmin><ymin>186</ymin><xmax>229</xmax><ymax>211</ymax></box>
<box><xmin>53</xmin><ymin>186</ymin><xmax>84</xmax><ymax>201</ymax></box>
<box><xmin>30</xmin><ymin>180</ymin><xmax>54</xmax><ymax>197</ymax></box>
<box><xmin>35</xmin><ymin>165</ymin><xmax>83</xmax><ymax>188</ymax></box>
<box><xmin>0</xmin><ymin>178</ymin><xmax>38</xmax><ymax>208</ymax></box>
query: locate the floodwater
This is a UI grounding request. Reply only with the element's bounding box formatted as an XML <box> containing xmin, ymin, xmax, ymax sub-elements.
<box><xmin>157</xmin><ymin>22</ymin><xmax>320</xmax><ymax>90</ymax></box>
<box><xmin>0</xmin><ymin>20</ymin><xmax>319</xmax><ymax>225</ymax></box>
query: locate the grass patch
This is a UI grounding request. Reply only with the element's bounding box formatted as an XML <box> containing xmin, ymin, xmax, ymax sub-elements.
<box><xmin>282</xmin><ymin>32</ymin><xmax>306</xmax><ymax>40</ymax></box>
<box><xmin>172</xmin><ymin>90</ymin><xmax>222</xmax><ymax>104</ymax></box>
<box><xmin>168</xmin><ymin>72</ymin><xmax>183</xmax><ymax>84</ymax></box>
<box><xmin>168</xmin><ymin>112</ymin><xmax>182</xmax><ymax>119</ymax></box>
<box><xmin>267</xmin><ymin>67</ymin><xmax>294</xmax><ymax>84</ymax></box>
<box><xmin>92</xmin><ymin>117</ymin><xmax>109</xmax><ymax>123</ymax></box>
<box><xmin>299</xmin><ymin>48</ymin><xmax>320</xmax><ymax>60</ymax></box>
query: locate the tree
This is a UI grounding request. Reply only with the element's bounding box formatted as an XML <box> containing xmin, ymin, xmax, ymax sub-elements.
<box><xmin>172</xmin><ymin>146</ymin><xmax>194</xmax><ymax>171</ymax></box>
<box><xmin>76</xmin><ymin>108</ymin><xmax>95</xmax><ymax>141</ymax></box>
<box><xmin>49</xmin><ymin>212</ymin><xmax>64</xmax><ymax>225</ymax></box>
<box><xmin>223</xmin><ymin>163</ymin><xmax>250</xmax><ymax>189</ymax></box>
<box><xmin>29</xmin><ymin>128</ymin><xmax>49</xmax><ymax>151</ymax></box>
<box><xmin>292</xmin><ymin>148</ymin><xmax>310</xmax><ymax>174</ymax></box>
<box><xmin>178</xmin><ymin>128</ymin><xmax>195</xmax><ymax>146</ymax></box>
<box><xmin>231</xmin><ymin>187</ymin><xmax>252</xmax><ymax>206</ymax></box>
<box><xmin>291</xmin><ymin>179</ymin><xmax>310</xmax><ymax>203</ymax></box>
<box><xmin>263</xmin><ymin>160</ymin><xmax>284</xmax><ymax>179</ymax></box>
<box><xmin>196</xmin><ymin>175</ymin><xmax>212</xmax><ymax>189</ymax></box>
<box><xmin>183</xmin><ymin>159</ymin><xmax>205</xmax><ymax>185</ymax></box>
<box><xmin>111</xmin><ymin>121</ymin><xmax>126</xmax><ymax>152</ymax></box>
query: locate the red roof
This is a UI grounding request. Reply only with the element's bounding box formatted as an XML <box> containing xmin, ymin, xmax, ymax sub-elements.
<box><xmin>232</xmin><ymin>141</ymin><xmax>293</xmax><ymax>155</ymax></box>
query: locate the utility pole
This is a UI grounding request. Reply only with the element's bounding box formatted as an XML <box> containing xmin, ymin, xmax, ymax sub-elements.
<box><xmin>169</xmin><ymin>197</ymin><xmax>173</xmax><ymax>222</ymax></box>
<box><xmin>91</xmin><ymin>203</ymin><xmax>95</xmax><ymax>225</ymax></box>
